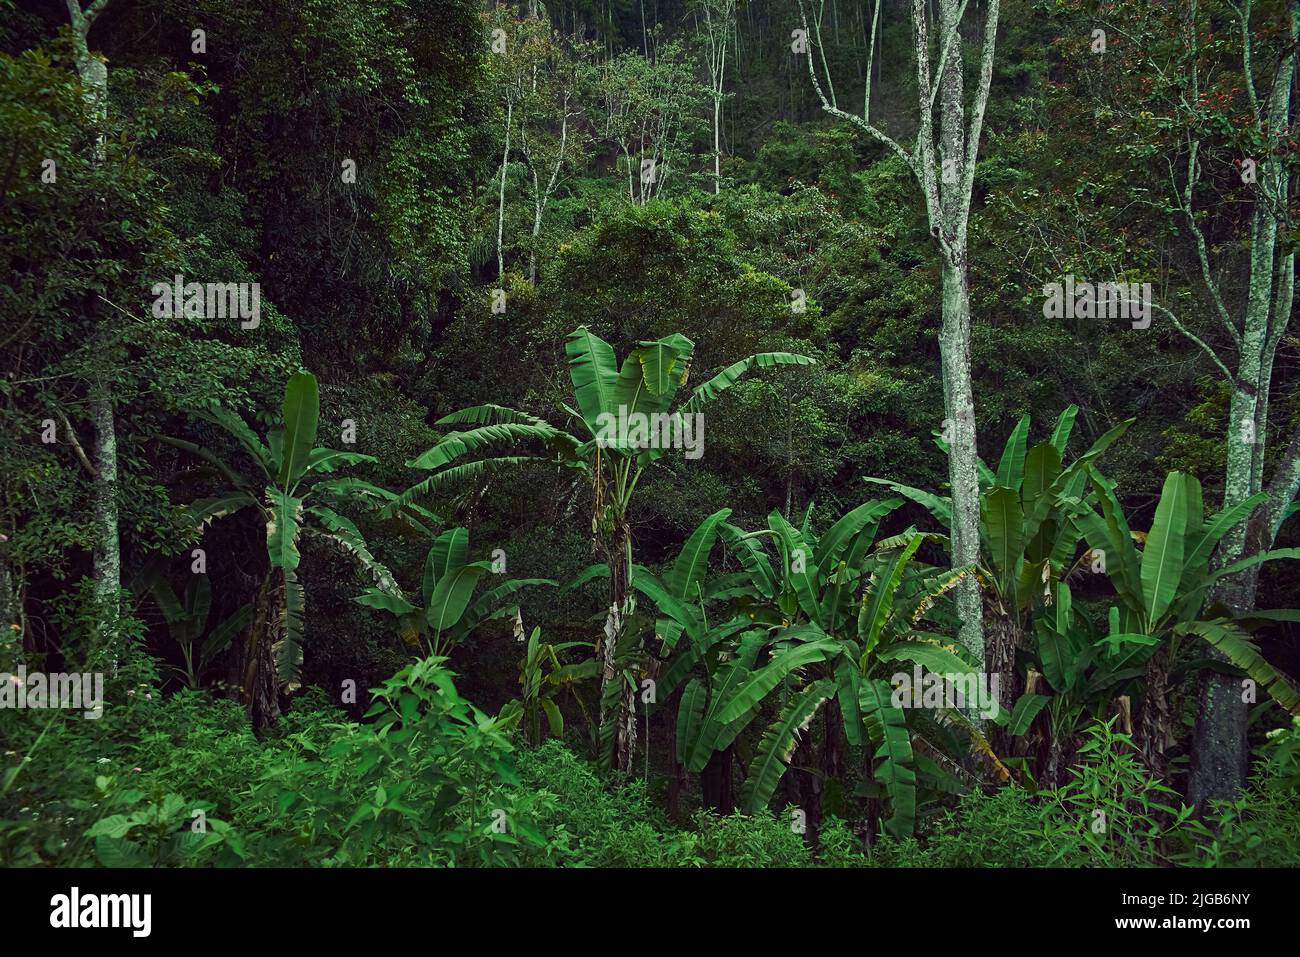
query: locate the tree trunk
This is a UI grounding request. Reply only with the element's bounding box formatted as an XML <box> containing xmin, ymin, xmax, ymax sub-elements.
<box><xmin>1136</xmin><ymin>646</ymin><xmax>1172</xmax><ymax>780</ymax></box>
<box><xmin>496</xmin><ymin>98</ymin><xmax>512</xmax><ymax>281</ymax></box>
<box><xmin>598</xmin><ymin>521</ymin><xmax>636</xmax><ymax>772</ymax></box>
<box><xmin>1190</xmin><ymin>7</ymin><xmax>1297</xmax><ymax>802</ymax></box>
<box><xmin>939</xmin><ymin>256</ymin><xmax>985</xmax><ymax>665</ymax></box>
<box><xmin>90</xmin><ymin>392</ymin><xmax>120</xmax><ymax>658</ymax></box>
<box><xmin>242</xmin><ymin>572</ymin><xmax>282</xmax><ymax>729</ymax></box>
<box><xmin>984</xmin><ymin>597</ymin><xmax>1021</xmax><ymax>754</ymax></box>
<box><xmin>67</xmin><ymin>4</ymin><xmax>121</xmax><ymax>663</ymax></box>
<box><xmin>701</xmin><ymin>744</ymin><xmax>734</xmax><ymax>813</ymax></box>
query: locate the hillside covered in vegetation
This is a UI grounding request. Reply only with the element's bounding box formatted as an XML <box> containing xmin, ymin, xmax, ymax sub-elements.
<box><xmin>2</xmin><ymin>0</ymin><xmax>1300</xmax><ymax>870</ymax></box>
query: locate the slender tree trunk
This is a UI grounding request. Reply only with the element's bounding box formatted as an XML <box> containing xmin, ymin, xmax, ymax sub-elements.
<box><xmin>939</xmin><ymin>256</ymin><xmax>985</xmax><ymax>663</ymax></box>
<box><xmin>599</xmin><ymin>521</ymin><xmax>636</xmax><ymax>772</ymax></box>
<box><xmin>712</xmin><ymin>95</ymin><xmax>722</xmax><ymax>193</ymax></box>
<box><xmin>67</xmin><ymin>2</ymin><xmax>121</xmax><ymax>661</ymax></box>
<box><xmin>242</xmin><ymin>571</ymin><xmax>282</xmax><ymax>729</ymax></box>
<box><xmin>497</xmin><ymin>98</ymin><xmax>512</xmax><ymax>281</ymax></box>
<box><xmin>1190</xmin><ymin>6</ymin><xmax>1297</xmax><ymax>804</ymax></box>
<box><xmin>90</xmin><ymin>391</ymin><xmax>120</xmax><ymax>653</ymax></box>
<box><xmin>701</xmin><ymin>744</ymin><xmax>734</xmax><ymax>812</ymax></box>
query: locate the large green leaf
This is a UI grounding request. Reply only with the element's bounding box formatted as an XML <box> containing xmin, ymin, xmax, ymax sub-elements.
<box><xmin>740</xmin><ymin>679</ymin><xmax>835</xmax><ymax>813</ymax></box>
<box><xmin>877</xmin><ymin>640</ymin><xmax>977</xmax><ymax>675</ymax></box>
<box><xmin>1083</xmin><ymin>468</ymin><xmax>1144</xmax><ymax>613</ymax></box>
<box><xmin>860</xmin><ymin>678</ymin><xmax>917</xmax><ymax>838</ymax></box>
<box><xmin>305</xmin><ymin>448</ymin><xmax>376</xmax><ymax>475</ymax></box>
<box><xmin>354</xmin><ymin>589</ymin><xmax>419</xmax><ymax>617</ymax></box>
<box><xmin>679</xmin><ymin>352</ymin><xmax>816</xmax><ymax>415</ymax></box>
<box><xmin>274</xmin><ymin>569</ymin><xmax>306</xmax><ymax>690</ymax></box>
<box><xmin>429</xmin><ymin>528</ymin><xmax>469</xmax><ymax>585</ymax></box>
<box><xmin>277</xmin><ymin>372</ymin><xmax>320</xmax><ymax>487</ymax></box>
<box><xmin>766</xmin><ymin>510</ymin><xmax>818</xmax><ymax>614</ymax></box>
<box><xmin>1177</xmin><ymin>619</ymin><xmax>1300</xmax><ymax>714</ymax></box>
<box><xmin>716</xmin><ymin>636</ymin><xmax>840</xmax><ymax>724</ymax></box>
<box><xmin>395</xmin><ymin>455</ymin><xmax>555</xmax><ymax>509</ymax></box>
<box><xmin>408</xmin><ymin>423</ymin><xmax>562</xmax><ymax>471</ymax></box>
<box><xmin>813</xmin><ymin>498</ymin><xmax>901</xmax><ymax>570</ymax></box>
<box><xmin>437</xmin><ymin>404</ymin><xmax>554</xmax><ymax>428</ymax></box>
<box><xmin>450</xmin><ymin>577</ymin><xmax>557</xmax><ymax>643</ymax></box>
<box><xmin>193</xmin><ymin>404</ymin><xmax>273</xmax><ymax>476</ymax></box>
<box><xmin>835</xmin><ymin>661</ymin><xmax>865</xmax><ymax>748</ymax></box>
<box><xmin>995</xmin><ymin>414</ymin><xmax>1031</xmax><ymax>490</ymax></box>
<box><xmin>1183</xmin><ymin>492</ymin><xmax>1269</xmax><ymax>584</ymax></box>
<box><xmin>426</xmin><ymin>563</ymin><xmax>489</xmax><ymax>636</ymax></box>
<box><xmin>686</xmin><ymin>631</ymin><xmax>767</xmax><ymax>770</ymax></box>
<box><xmin>718</xmin><ymin>523</ymin><xmax>777</xmax><ymax>599</ymax></box>
<box><xmin>266</xmin><ymin>489</ymin><xmax>303</xmax><ymax>571</ymax></box>
<box><xmin>1007</xmin><ymin>693</ymin><xmax>1050</xmax><ymax>735</ymax></box>
<box><xmin>1141</xmin><ymin>472</ymin><xmax>1191</xmax><ymax>624</ymax></box>
<box><xmin>565</xmin><ymin>326</ymin><xmax>621</xmax><ymax>428</ymax></box>
<box><xmin>859</xmin><ymin>533</ymin><xmax>924</xmax><ymax>657</ymax></box>
<box><xmin>306</xmin><ymin>507</ymin><xmax>402</xmax><ymax>598</ymax></box>
<box><xmin>1022</xmin><ymin>443</ymin><xmax>1062</xmax><ymax>518</ymax></box>
<box><xmin>676</xmin><ymin>678</ymin><xmax>708</xmax><ymax>765</ymax></box>
<box><xmin>863</xmin><ymin>477</ymin><xmax>953</xmax><ymax>528</ymax></box>
<box><xmin>1050</xmin><ymin>405</ymin><xmax>1079</xmax><ymax>456</ymax></box>
<box><xmin>640</xmin><ymin>334</ymin><xmax>693</xmax><ymax>395</ymax></box>
<box><xmin>186</xmin><ymin>493</ymin><xmax>257</xmax><ymax>532</ymax></box>
<box><xmin>982</xmin><ymin>486</ymin><xmax>1025</xmax><ymax>592</ymax></box>
<box><xmin>200</xmin><ymin>604</ymin><xmax>252</xmax><ymax>666</ymax></box>
<box><xmin>669</xmin><ymin>508</ymin><xmax>732</xmax><ymax>602</ymax></box>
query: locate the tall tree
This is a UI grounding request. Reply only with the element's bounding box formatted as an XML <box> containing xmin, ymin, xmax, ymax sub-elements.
<box><xmin>800</xmin><ymin>0</ymin><xmax>1001</xmax><ymax>671</ymax></box>
<box><xmin>1063</xmin><ymin>0</ymin><xmax>1300</xmax><ymax>802</ymax></box>
<box><xmin>1174</xmin><ymin>0</ymin><xmax>1299</xmax><ymax>805</ymax></box>
<box><xmin>694</xmin><ymin>0</ymin><xmax>737</xmax><ymax>193</ymax></box>
<box><xmin>64</xmin><ymin>0</ymin><xmax>121</xmax><ymax>659</ymax></box>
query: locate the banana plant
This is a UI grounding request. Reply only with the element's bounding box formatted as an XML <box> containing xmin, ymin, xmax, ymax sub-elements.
<box><xmin>1070</xmin><ymin>468</ymin><xmax>1300</xmax><ymax>770</ymax></box>
<box><xmin>167</xmin><ymin>372</ymin><xmax>425</xmax><ymax>726</ymax></box>
<box><xmin>865</xmin><ymin>406</ymin><xmax>1134</xmax><ymax>747</ymax></box>
<box><xmin>634</xmin><ymin>502</ymin><xmax>985</xmax><ymax>837</ymax></box>
<box><xmin>518</xmin><ymin>626</ymin><xmax>599</xmax><ymax>747</ymax></box>
<box><xmin>354</xmin><ymin>526</ymin><xmax>556</xmax><ymax>657</ymax></box>
<box><xmin>133</xmin><ymin>566</ymin><xmax>251</xmax><ymax>690</ymax></box>
<box><xmin>397</xmin><ymin>325</ymin><xmax>815</xmax><ymax>772</ymax></box>
<box><xmin>1002</xmin><ymin>581</ymin><xmax>1161</xmax><ymax>786</ymax></box>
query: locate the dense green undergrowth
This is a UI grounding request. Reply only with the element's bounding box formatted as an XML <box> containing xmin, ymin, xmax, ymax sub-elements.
<box><xmin>4</xmin><ymin>653</ymin><xmax>1296</xmax><ymax>868</ymax></box>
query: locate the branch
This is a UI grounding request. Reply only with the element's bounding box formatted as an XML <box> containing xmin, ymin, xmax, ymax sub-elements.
<box><xmin>1146</xmin><ymin>301</ymin><xmax>1237</xmax><ymax>384</ymax></box>
<box><xmin>1229</xmin><ymin>0</ymin><xmax>1261</xmax><ymax>119</ymax></box>
<box><xmin>1264</xmin><ymin>420</ymin><xmax>1300</xmax><ymax>543</ymax></box>
<box><xmin>926</xmin><ymin>0</ymin><xmax>972</xmax><ymax>116</ymax></box>
<box><xmin>1169</xmin><ymin>148</ymin><xmax>1243</xmax><ymax>348</ymax></box>
<box><xmin>956</xmin><ymin>0</ymin><xmax>1000</xmax><ymax>236</ymax></box>
<box><xmin>798</xmin><ymin>0</ymin><xmax>916</xmax><ymax>176</ymax></box>
<box><xmin>57</xmin><ymin>411</ymin><xmax>99</xmax><ymax>478</ymax></box>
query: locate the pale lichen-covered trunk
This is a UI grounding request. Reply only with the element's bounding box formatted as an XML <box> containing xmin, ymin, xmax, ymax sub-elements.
<box><xmin>67</xmin><ymin>2</ymin><xmax>121</xmax><ymax>660</ymax></box>
<box><xmin>90</xmin><ymin>393</ymin><xmax>120</xmax><ymax>650</ymax></box>
<box><xmin>1189</xmin><ymin>5</ymin><xmax>1297</xmax><ymax>806</ymax></box>
<box><xmin>497</xmin><ymin>97</ymin><xmax>512</xmax><ymax>281</ymax></box>
<box><xmin>939</xmin><ymin>254</ymin><xmax>984</xmax><ymax>663</ymax></box>
<box><xmin>933</xmin><ymin>0</ymin><xmax>989</xmax><ymax>666</ymax></box>
<box><xmin>804</xmin><ymin>0</ymin><xmax>993</xmax><ymax>688</ymax></box>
